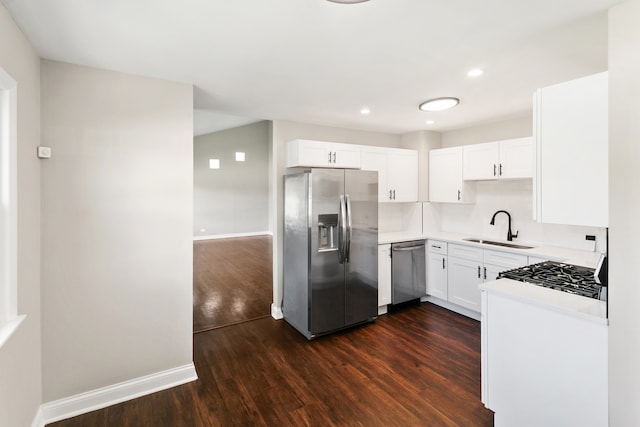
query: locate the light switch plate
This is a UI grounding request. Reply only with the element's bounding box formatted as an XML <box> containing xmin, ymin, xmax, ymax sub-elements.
<box><xmin>37</xmin><ymin>146</ymin><xmax>51</xmax><ymax>159</ymax></box>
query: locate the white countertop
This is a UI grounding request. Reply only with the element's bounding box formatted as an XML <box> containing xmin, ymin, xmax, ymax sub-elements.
<box><xmin>480</xmin><ymin>278</ymin><xmax>608</xmax><ymax>324</ymax></box>
<box><xmin>379</xmin><ymin>230</ymin><xmax>602</xmax><ymax>268</ymax></box>
<box><xmin>379</xmin><ymin>230</ymin><xmax>607</xmax><ymax>323</ymax></box>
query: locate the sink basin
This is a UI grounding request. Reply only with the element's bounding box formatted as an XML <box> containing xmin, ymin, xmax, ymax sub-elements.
<box><xmin>463</xmin><ymin>238</ymin><xmax>534</xmax><ymax>250</ymax></box>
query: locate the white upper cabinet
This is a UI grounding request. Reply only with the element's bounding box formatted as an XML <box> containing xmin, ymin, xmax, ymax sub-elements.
<box><xmin>463</xmin><ymin>137</ymin><xmax>533</xmax><ymax>181</ymax></box>
<box><xmin>534</xmin><ymin>72</ymin><xmax>608</xmax><ymax>228</ymax></box>
<box><xmin>287</xmin><ymin>139</ymin><xmax>361</xmax><ymax>169</ymax></box>
<box><xmin>429</xmin><ymin>146</ymin><xmax>475</xmax><ymax>203</ymax></box>
<box><xmin>361</xmin><ymin>146</ymin><xmax>418</xmax><ymax>202</ymax></box>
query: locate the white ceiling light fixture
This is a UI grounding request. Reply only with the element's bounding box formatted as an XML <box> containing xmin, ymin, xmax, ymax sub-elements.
<box><xmin>425</xmin><ymin>120</ymin><xmax>435</xmax><ymax>125</ymax></box>
<box><xmin>467</xmin><ymin>68</ymin><xmax>484</xmax><ymax>77</ymax></box>
<box><xmin>326</xmin><ymin>0</ymin><xmax>370</xmax><ymax>3</ymax></box>
<box><xmin>418</xmin><ymin>97</ymin><xmax>460</xmax><ymax>112</ymax></box>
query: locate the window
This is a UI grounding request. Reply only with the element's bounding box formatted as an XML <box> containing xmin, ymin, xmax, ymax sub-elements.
<box><xmin>0</xmin><ymin>67</ymin><xmax>23</xmax><ymax>348</ymax></box>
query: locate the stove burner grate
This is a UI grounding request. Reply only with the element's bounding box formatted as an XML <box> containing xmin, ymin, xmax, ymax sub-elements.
<box><xmin>498</xmin><ymin>261</ymin><xmax>604</xmax><ymax>300</ymax></box>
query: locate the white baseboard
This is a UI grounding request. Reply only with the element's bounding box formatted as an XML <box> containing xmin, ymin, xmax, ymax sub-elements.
<box><xmin>271</xmin><ymin>303</ymin><xmax>283</xmax><ymax>320</ymax></box>
<box><xmin>30</xmin><ymin>407</ymin><xmax>44</xmax><ymax>427</ymax></box>
<box><xmin>423</xmin><ymin>296</ymin><xmax>481</xmax><ymax>321</ymax></box>
<box><xmin>38</xmin><ymin>363</ymin><xmax>198</xmax><ymax>426</ymax></box>
<box><xmin>193</xmin><ymin>231</ymin><xmax>272</xmax><ymax>241</ymax></box>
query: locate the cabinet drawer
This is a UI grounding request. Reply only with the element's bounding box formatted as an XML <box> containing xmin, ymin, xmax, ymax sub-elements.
<box><xmin>449</xmin><ymin>244</ymin><xmax>483</xmax><ymax>262</ymax></box>
<box><xmin>483</xmin><ymin>249</ymin><xmax>528</xmax><ymax>269</ymax></box>
<box><xmin>427</xmin><ymin>240</ymin><xmax>448</xmax><ymax>255</ymax></box>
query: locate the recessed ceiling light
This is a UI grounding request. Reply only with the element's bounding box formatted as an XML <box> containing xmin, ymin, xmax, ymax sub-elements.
<box><xmin>327</xmin><ymin>0</ymin><xmax>370</xmax><ymax>3</ymax></box>
<box><xmin>426</xmin><ymin>120</ymin><xmax>435</xmax><ymax>125</ymax></box>
<box><xmin>468</xmin><ymin>68</ymin><xmax>484</xmax><ymax>77</ymax></box>
<box><xmin>418</xmin><ymin>97</ymin><xmax>460</xmax><ymax>112</ymax></box>
<box><xmin>360</xmin><ymin>108</ymin><xmax>371</xmax><ymax>115</ymax></box>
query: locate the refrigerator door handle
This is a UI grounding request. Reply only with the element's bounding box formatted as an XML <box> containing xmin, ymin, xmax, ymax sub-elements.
<box><xmin>338</xmin><ymin>195</ymin><xmax>347</xmax><ymax>264</ymax></box>
<box><xmin>345</xmin><ymin>194</ymin><xmax>352</xmax><ymax>263</ymax></box>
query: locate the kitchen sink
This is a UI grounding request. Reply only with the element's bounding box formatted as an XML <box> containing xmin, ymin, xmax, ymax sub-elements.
<box><xmin>463</xmin><ymin>238</ymin><xmax>534</xmax><ymax>250</ymax></box>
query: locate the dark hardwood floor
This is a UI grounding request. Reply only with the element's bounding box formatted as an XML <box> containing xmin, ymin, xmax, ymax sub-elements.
<box><xmin>193</xmin><ymin>236</ymin><xmax>273</xmax><ymax>332</ymax></box>
<box><xmin>48</xmin><ymin>303</ymin><xmax>494</xmax><ymax>427</ymax></box>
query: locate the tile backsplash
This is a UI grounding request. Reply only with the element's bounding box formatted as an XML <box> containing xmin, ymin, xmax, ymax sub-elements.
<box><xmin>435</xmin><ymin>180</ymin><xmax>607</xmax><ymax>252</ymax></box>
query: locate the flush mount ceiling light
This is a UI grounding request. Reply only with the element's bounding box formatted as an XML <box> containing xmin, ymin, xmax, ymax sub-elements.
<box><xmin>327</xmin><ymin>0</ymin><xmax>370</xmax><ymax>3</ymax></box>
<box><xmin>418</xmin><ymin>97</ymin><xmax>460</xmax><ymax>112</ymax></box>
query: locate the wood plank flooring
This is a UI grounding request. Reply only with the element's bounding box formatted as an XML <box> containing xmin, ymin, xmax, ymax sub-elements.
<box><xmin>48</xmin><ymin>303</ymin><xmax>494</xmax><ymax>427</ymax></box>
<box><xmin>193</xmin><ymin>236</ymin><xmax>273</xmax><ymax>332</ymax></box>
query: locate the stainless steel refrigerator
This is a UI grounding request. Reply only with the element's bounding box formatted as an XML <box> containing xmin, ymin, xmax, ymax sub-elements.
<box><xmin>283</xmin><ymin>168</ymin><xmax>378</xmax><ymax>339</ymax></box>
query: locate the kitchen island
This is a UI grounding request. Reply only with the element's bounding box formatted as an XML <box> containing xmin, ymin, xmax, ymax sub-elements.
<box><xmin>480</xmin><ymin>278</ymin><xmax>608</xmax><ymax>427</ymax></box>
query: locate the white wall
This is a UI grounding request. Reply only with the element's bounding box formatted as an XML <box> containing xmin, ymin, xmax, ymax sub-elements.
<box><xmin>608</xmin><ymin>1</ymin><xmax>640</xmax><ymax>424</ymax></box>
<box><xmin>193</xmin><ymin>121</ymin><xmax>270</xmax><ymax>238</ymax></box>
<box><xmin>40</xmin><ymin>61</ymin><xmax>194</xmax><ymax>401</ymax></box>
<box><xmin>271</xmin><ymin>120</ymin><xmax>401</xmax><ymax>315</ymax></box>
<box><xmin>401</xmin><ymin>130</ymin><xmax>442</xmax><ymax>201</ymax></box>
<box><xmin>0</xmin><ymin>4</ymin><xmax>42</xmax><ymax>427</ymax></box>
<box><xmin>442</xmin><ymin>115</ymin><xmax>532</xmax><ymax>147</ymax></box>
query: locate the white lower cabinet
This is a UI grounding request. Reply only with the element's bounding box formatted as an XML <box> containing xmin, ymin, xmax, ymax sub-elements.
<box><xmin>482</xmin><ymin>288</ymin><xmax>608</xmax><ymax>426</ymax></box>
<box><xmin>378</xmin><ymin>244</ymin><xmax>392</xmax><ymax>308</ymax></box>
<box><xmin>446</xmin><ymin>244</ymin><xmax>528</xmax><ymax>314</ymax></box>
<box><xmin>448</xmin><ymin>256</ymin><xmax>483</xmax><ymax>312</ymax></box>
<box><xmin>426</xmin><ymin>240</ymin><xmax>448</xmax><ymax>300</ymax></box>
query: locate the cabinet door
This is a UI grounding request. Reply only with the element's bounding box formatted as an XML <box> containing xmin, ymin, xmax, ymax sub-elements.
<box><xmin>332</xmin><ymin>143</ymin><xmax>362</xmax><ymax>169</ymax></box>
<box><xmin>535</xmin><ymin>72</ymin><xmax>608</xmax><ymax>227</ymax></box>
<box><xmin>427</xmin><ymin>252</ymin><xmax>447</xmax><ymax>300</ymax></box>
<box><xmin>287</xmin><ymin>139</ymin><xmax>331</xmax><ymax>167</ymax></box>
<box><xmin>388</xmin><ymin>149</ymin><xmax>418</xmax><ymax>202</ymax></box>
<box><xmin>429</xmin><ymin>147</ymin><xmax>466</xmax><ymax>203</ymax></box>
<box><xmin>483</xmin><ymin>263</ymin><xmax>505</xmax><ymax>282</ymax></box>
<box><xmin>463</xmin><ymin>142</ymin><xmax>499</xmax><ymax>180</ymax></box>
<box><xmin>448</xmin><ymin>256</ymin><xmax>482</xmax><ymax>312</ymax></box>
<box><xmin>378</xmin><ymin>244</ymin><xmax>392</xmax><ymax>307</ymax></box>
<box><xmin>498</xmin><ymin>137</ymin><xmax>533</xmax><ymax>179</ymax></box>
<box><xmin>361</xmin><ymin>148</ymin><xmax>390</xmax><ymax>201</ymax></box>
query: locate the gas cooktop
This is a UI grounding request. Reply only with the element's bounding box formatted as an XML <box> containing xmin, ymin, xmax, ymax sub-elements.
<box><xmin>498</xmin><ymin>261</ymin><xmax>605</xmax><ymax>300</ymax></box>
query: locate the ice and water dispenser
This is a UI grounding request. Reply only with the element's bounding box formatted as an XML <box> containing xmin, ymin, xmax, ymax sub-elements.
<box><xmin>317</xmin><ymin>214</ymin><xmax>339</xmax><ymax>252</ymax></box>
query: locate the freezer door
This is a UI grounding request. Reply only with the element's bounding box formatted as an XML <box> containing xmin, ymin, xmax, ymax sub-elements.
<box><xmin>309</xmin><ymin>169</ymin><xmax>346</xmax><ymax>334</ymax></box>
<box><xmin>344</xmin><ymin>169</ymin><xmax>379</xmax><ymax>325</ymax></box>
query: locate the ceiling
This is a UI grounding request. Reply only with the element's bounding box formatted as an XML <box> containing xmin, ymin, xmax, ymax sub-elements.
<box><xmin>2</xmin><ymin>0</ymin><xmax>620</xmax><ymax>135</ymax></box>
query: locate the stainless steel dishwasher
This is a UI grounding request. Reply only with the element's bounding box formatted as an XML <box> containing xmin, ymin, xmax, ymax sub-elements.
<box><xmin>391</xmin><ymin>240</ymin><xmax>426</xmax><ymax>304</ymax></box>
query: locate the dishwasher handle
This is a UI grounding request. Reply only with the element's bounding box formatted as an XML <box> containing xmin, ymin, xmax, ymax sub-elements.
<box><xmin>392</xmin><ymin>244</ymin><xmax>425</xmax><ymax>252</ymax></box>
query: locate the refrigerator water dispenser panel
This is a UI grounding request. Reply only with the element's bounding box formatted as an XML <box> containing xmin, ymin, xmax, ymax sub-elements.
<box><xmin>318</xmin><ymin>214</ymin><xmax>338</xmax><ymax>252</ymax></box>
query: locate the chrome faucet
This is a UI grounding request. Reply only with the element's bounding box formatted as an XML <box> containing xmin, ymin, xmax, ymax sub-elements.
<box><xmin>490</xmin><ymin>210</ymin><xmax>518</xmax><ymax>241</ymax></box>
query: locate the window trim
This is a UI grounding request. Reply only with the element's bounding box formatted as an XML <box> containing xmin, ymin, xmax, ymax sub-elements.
<box><xmin>0</xmin><ymin>66</ymin><xmax>21</xmax><ymax>348</ymax></box>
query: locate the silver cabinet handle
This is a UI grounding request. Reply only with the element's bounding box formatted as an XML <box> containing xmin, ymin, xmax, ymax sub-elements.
<box><xmin>484</xmin><ymin>266</ymin><xmax>487</xmax><ymax>280</ymax></box>
<box><xmin>442</xmin><ymin>258</ymin><xmax>446</xmax><ymax>269</ymax></box>
<box><xmin>328</xmin><ymin>152</ymin><xmax>332</xmax><ymax>164</ymax></box>
<box><xmin>499</xmin><ymin>163</ymin><xmax>503</xmax><ymax>176</ymax></box>
<box><xmin>392</xmin><ymin>245</ymin><xmax>425</xmax><ymax>252</ymax></box>
<box><xmin>457</xmin><ymin>190</ymin><xmax>461</xmax><ymax>201</ymax></box>
<box><xmin>333</xmin><ymin>152</ymin><xmax>337</xmax><ymax>164</ymax></box>
<box><xmin>432</xmin><ymin>245</ymin><xmax>441</xmax><ymax>249</ymax></box>
<box><xmin>493</xmin><ymin>164</ymin><xmax>497</xmax><ymax>176</ymax></box>
<box><xmin>477</xmin><ymin>265</ymin><xmax>481</xmax><ymax>278</ymax></box>
<box><xmin>392</xmin><ymin>189</ymin><xmax>396</xmax><ymax>200</ymax></box>
<box><xmin>389</xmin><ymin>190</ymin><xmax>393</xmax><ymax>200</ymax></box>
